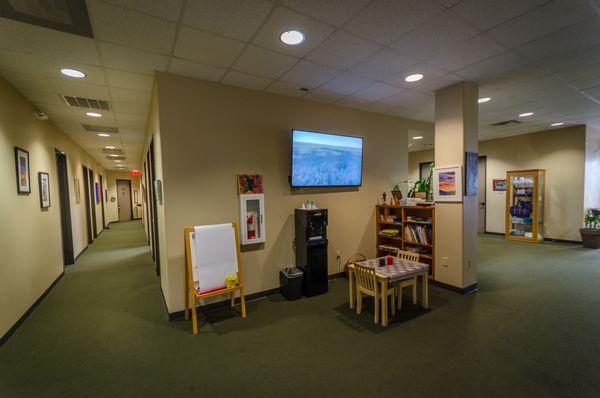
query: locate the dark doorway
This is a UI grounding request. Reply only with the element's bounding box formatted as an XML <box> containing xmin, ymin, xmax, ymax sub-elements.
<box><xmin>82</xmin><ymin>165</ymin><xmax>92</xmax><ymax>245</ymax></box>
<box><xmin>88</xmin><ymin>168</ymin><xmax>98</xmax><ymax>238</ymax></box>
<box><xmin>148</xmin><ymin>140</ymin><xmax>160</xmax><ymax>276</ymax></box>
<box><xmin>99</xmin><ymin>174</ymin><xmax>106</xmax><ymax>229</ymax></box>
<box><xmin>55</xmin><ymin>150</ymin><xmax>74</xmax><ymax>265</ymax></box>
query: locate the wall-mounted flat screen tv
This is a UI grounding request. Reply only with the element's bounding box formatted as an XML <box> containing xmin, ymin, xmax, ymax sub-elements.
<box><xmin>291</xmin><ymin>129</ymin><xmax>363</xmax><ymax>188</ymax></box>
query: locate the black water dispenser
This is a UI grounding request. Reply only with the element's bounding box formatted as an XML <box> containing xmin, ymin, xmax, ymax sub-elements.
<box><xmin>295</xmin><ymin>208</ymin><xmax>328</xmax><ymax>297</ymax></box>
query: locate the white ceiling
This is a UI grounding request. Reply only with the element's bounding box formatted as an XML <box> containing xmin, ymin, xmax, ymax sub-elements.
<box><xmin>1</xmin><ymin>0</ymin><xmax>600</xmax><ymax>164</ymax></box>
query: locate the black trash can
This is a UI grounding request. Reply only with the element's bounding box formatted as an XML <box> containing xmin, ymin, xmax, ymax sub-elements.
<box><xmin>280</xmin><ymin>267</ymin><xmax>303</xmax><ymax>300</ymax></box>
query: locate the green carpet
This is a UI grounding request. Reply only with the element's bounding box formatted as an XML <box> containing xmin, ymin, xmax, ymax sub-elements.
<box><xmin>1</xmin><ymin>221</ymin><xmax>599</xmax><ymax>397</ymax></box>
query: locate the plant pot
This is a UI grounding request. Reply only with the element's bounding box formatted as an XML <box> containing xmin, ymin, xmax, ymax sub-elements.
<box><xmin>413</xmin><ymin>192</ymin><xmax>427</xmax><ymax>199</ymax></box>
<box><xmin>580</xmin><ymin>228</ymin><xmax>600</xmax><ymax>249</ymax></box>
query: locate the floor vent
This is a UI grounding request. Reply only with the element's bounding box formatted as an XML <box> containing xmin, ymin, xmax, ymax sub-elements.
<box><xmin>82</xmin><ymin>124</ymin><xmax>119</xmax><ymax>134</ymax></box>
<box><xmin>490</xmin><ymin>119</ymin><xmax>522</xmax><ymax>127</ymax></box>
<box><xmin>62</xmin><ymin>95</ymin><xmax>111</xmax><ymax>111</ymax></box>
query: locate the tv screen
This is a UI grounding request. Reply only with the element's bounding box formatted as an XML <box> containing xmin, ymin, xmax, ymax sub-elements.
<box><xmin>291</xmin><ymin>129</ymin><xmax>363</xmax><ymax>187</ymax></box>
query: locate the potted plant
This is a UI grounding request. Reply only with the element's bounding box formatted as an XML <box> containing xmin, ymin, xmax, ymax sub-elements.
<box><xmin>407</xmin><ymin>163</ymin><xmax>433</xmax><ymax>200</ymax></box>
<box><xmin>580</xmin><ymin>208</ymin><xmax>600</xmax><ymax>249</ymax></box>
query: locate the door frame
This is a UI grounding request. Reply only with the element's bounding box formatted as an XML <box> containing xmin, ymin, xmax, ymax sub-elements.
<box><xmin>99</xmin><ymin>174</ymin><xmax>106</xmax><ymax>229</ymax></box>
<box><xmin>88</xmin><ymin>168</ymin><xmax>97</xmax><ymax>238</ymax></box>
<box><xmin>149</xmin><ymin>139</ymin><xmax>160</xmax><ymax>276</ymax></box>
<box><xmin>82</xmin><ymin>165</ymin><xmax>92</xmax><ymax>245</ymax></box>
<box><xmin>478</xmin><ymin>155</ymin><xmax>487</xmax><ymax>233</ymax></box>
<box><xmin>116</xmin><ymin>179</ymin><xmax>134</xmax><ymax>221</ymax></box>
<box><xmin>56</xmin><ymin>149</ymin><xmax>74</xmax><ymax>265</ymax></box>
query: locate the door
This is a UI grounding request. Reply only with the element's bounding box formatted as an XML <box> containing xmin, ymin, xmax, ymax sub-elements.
<box><xmin>99</xmin><ymin>174</ymin><xmax>106</xmax><ymax>229</ymax></box>
<box><xmin>88</xmin><ymin>168</ymin><xmax>97</xmax><ymax>238</ymax></box>
<box><xmin>117</xmin><ymin>179</ymin><xmax>133</xmax><ymax>221</ymax></box>
<box><xmin>477</xmin><ymin>156</ymin><xmax>487</xmax><ymax>233</ymax></box>
<box><xmin>82</xmin><ymin>166</ymin><xmax>92</xmax><ymax>245</ymax></box>
<box><xmin>56</xmin><ymin>150</ymin><xmax>74</xmax><ymax>265</ymax></box>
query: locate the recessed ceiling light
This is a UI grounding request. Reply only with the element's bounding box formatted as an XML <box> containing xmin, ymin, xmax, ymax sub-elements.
<box><xmin>114</xmin><ymin>160</ymin><xmax>123</xmax><ymax>163</ymax></box>
<box><xmin>60</xmin><ymin>68</ymin><xmax>86</xmax><ymax>78</ymax></box>
<box><xmin>86</xmin><ymin>112</ymin><xmax>102</xmax><ymax>118</ymax></box>
<box><xmin>519</xmin><ymin>112</ymin><xmax>534</xmax><ymax>117</ymax></box>
<box><xmin>550</xmin><ymin>122</ymin><xmax>564</xmax><ymax>127</ymax></box>
<box><xmin>98</xmin><ymin>133</ymin><xmax>110</xmax><ymax>137</ymax></box>
<box><xmin>405</xmin><ymin>73</ymin><xmax>423</xmax><ymax>83</ymax></box>
<box><xmin>478</xmin><ymin>97</ymin><xmax>491</xmax><ymax>103</ymax></box>
<box><xmin>108</xmin><ymin>154</ymin><xmax>120</xmax><ymax>157</ymax></box>
<box><xmin>105</xmin><ymin>146</ymin><xmax>115</xmax><ymax>149</ymax></box>
<box><xmin>412</xmin><ymin>136</ymin><xmax>423</xmax><ymax>140</ymax></box>
<box><xmin>280</xmin><ymin>30</ymin><xmax>304</xmax><ymax>45</ymax></box>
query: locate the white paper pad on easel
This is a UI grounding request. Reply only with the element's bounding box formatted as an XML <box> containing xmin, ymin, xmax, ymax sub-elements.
<box><xmin>192</xmin><ymin>223</ymin><xmax>238</xmax><ymax>294</ymax></box>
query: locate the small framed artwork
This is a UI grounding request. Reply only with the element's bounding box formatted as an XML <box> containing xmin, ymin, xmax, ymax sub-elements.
<box><xmin>237</xmin><ymin>174</ymin><xmax>263</xmax><ymax>194</ymax></box>
<box><xmin>14</xmin><ymin>146</ymin><xmax>31</xmax><ymax>194</ymax></box>
<box><xmin>94</xmin><ymin>182</ymin><xmax>100</xmax><ymax>204</ymax></box>
<box><xmin>465</xmin><ymin>151</ymin><xmax>478</xmax><ymax>196</ymax></box>
<box><xmin>38</xmin><ymin>172</ymin><xmax>50</xmax><ymax>208</ymax></box>
<box><xmin>74</xmin><ymin>178</ymin><xmax>81</xmax><ymax>204</ymax></box>
<box><xmin>133</xmin><ymin>189</ymin><xmax>139</xmax><ymax>203</ymax></box>
<box><xmin>493</xmin><ymin>179</ymin><xmax>507</xmax><ymax>191</ymax></box>
<box><xmin>433</xmin><ymin>166</ymin><xmax>463</xmax><ymax>202</ymax></box>
<box><xmin>154</xmin><ymin>180</ymin><xmax>163</xmax><ymax>204</ymax></box>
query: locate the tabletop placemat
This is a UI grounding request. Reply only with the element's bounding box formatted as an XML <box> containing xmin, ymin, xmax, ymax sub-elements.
<box><xmin>356</xmin><ymin>257</ymin><xmax>429</xmax><ymax>282</ymax></box>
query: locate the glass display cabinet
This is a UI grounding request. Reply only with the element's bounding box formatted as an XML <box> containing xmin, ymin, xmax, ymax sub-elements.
<box><xmin>239</xmin><ymin>194</ymin><xmax>265</xmax><ymax>245</ymax></box>
<box><xmin>505</xmin><ymin>169</ymin><xmax>545</xmax><ymax>243</ymax></box>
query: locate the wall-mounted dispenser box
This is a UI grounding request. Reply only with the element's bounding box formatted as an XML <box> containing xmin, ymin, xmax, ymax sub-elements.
<box><xmin>239</xmin><ymin>194</ymin><xmax>265</xmax><ymax>245</ymax></box>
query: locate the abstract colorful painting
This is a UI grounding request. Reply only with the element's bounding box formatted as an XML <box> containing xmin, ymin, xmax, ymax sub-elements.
<box><xmin>237</xmin><ymin>174</ymin><xmax>263</xmax><ymax>194</ymax></box>
<box><xmin>14</xmin><ymin>147</ymin><xmax>31</xmax><ymax>194</ymax></box>
<box><xmin>434</xmin><ymin>166</ymin><xmax>463</xmax><ymax>202</ymax></box>
<box><xmin>493</xmin><ymin>179</ymin><xmax>507</xmax><ymax>191</ymax></box>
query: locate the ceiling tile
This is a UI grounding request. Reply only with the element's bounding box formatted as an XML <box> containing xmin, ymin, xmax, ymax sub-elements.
<box><xmin>391</xmin><ymin>12</ymin><xmax>478</xmax><ymax>61</ymax></box>
<box><xmin>280</xmin><ymin>60</ymin><xmax>340</xmax><ymax>88</ymax></box>
<box><xmin>428</xmin><ymin>34</ymin><xmax>506</xmax><ymax>71</ymax></box>
<box><xmin>19</xmin><ymin>90</ymin><xmax>64</xmax><ymax>106</ymax></box>
<box><xmin>384</xmin><ymin>62</ymin><xmax>448</xmax><ymax>88</ymax></box>
<box><xmin>99</xmin><ymin>42</ymin><xmax>169</xmax><ymax>75</ymax></box>
<box><xmin>360</xmin><ymin>101</ymin><xmax>397</xmax><ymax>114</ymax></box>
<box><xmin>252</xmin><ymin>7</ymin><xmax>335</xmax><ymax>58</ymax></box>
<box><xmin>540</xmin><ymin>43</ymin><xmax>600</xmax><ymax>73</ymax></box>
<box><xmin>110</xmin><ymin>88</ymin><xmax>152</xmax><ymax>105</ymax></box>
<box><xmin>47</xmin><ymin>78</ymin><xmax>111</xmax><ymax>99</ymax></box>
<box><xmin>89</xmin><ymin>0</ymin><xmax>178</xmax><ymax>54</ymax></box>
<box><xmin>380</xmin><ymin>90</ymin><xmax>433</xmax><ymax>107</ymax></box>
<box><xmin>0</xmin><ymin>17</ymin><xmax>101</xmax><ymax>65</ymax></box>
<box><xmin>0</xmin><ymin>71</ymin><xmax>53</xmax><ymax>92</ymax></box>
<box><xmin>282</xmin><ymin>0</ymin><xmax>370</xmax><ymax>26</ymax></box>
<box><xmin>111</xmin><ymin>101</ymin><xmax>149</xmax><ymax>115</ymax></box>
<box><xmin>451</xmin><ymin>0</ymin><xmax>547</xmax><ymax>31</ymax></box>
<box><xmin>303</xmin><ymin>89</ymin><xmax>345</xmax><ymax>104</ymax></box>
<box><xmin>456</xmin><ymin>51</ymin><xmax>528</xmax><ymax>81</ymax></box>
<box><xmin>350</xmin><ymin>48</ymin><xmax>419</xmax><ymax>80</ymax></box>
<box><xmin>487</xmin><ymin>0</ymin><xmax>595</xmax><ymax>48</ymax></box>
<box><xmin>435</xmin><ymin>0</ymin><xmax>462</xmax><ymax>7</ymax></box>
<box><xmin>174</xmin><ymin>26</ymin><xmax>246</xmax><ymax>68</ymax></box>
<box><xmin>318</xmin><ymin>72</ymin><xmax>374</xmax><ymax>96</ymax></box>
<box><xmin>221</xmin><ymin>70</ymin><xmax>273</xmax><ymax>90</ymax></box>
<box><xmin>265</xmin><ymin>81</ymin><xmax>307</xmax><ymax>97</ymax></box>
<box><xmin>105</xmin><ymin>69</ymin><xmax>153</xmax><ymax>91</ymax></box>
<box><xmin>232</xmin><ymin>45</ymin><xmax>298</xmax><ymax>79</ymax></box>
<box><xmin>515</xmin><ymin>16</ymin><xmax>600</xmax><ymax>63</ymax></box>
<box><xmin>306</xmin><ymin>30</ymin><xmax>381</xmax><ymax>70</ymax></box>
<box><xmin>345</xmin><ymin>0</ymin><xmax>443</xmax><ymax>45</ymax></box>
<box><xmin>168</xmin><ymin>58</ymin><xmax>227</xmax><ymax>82</ymax></box>
<box><xmin>335</xmin><ymin>96</ymin><xmax>371</xmax><ymax>109</ymax></box>
<box><xmin>387</xmin><ymin>107</ymin><xmax>419</xmax><ymax>118</ymax></box>
<box><xmin>103</xmin><ymin>0</ymin><xmax>184</xmax><ymax>21</ymax></box>
<box><xmin>555</xmin><ymin>61</ymin><xmax>600</xmax><ymax>83</ymax></box>
<box><xmin>351</xmin><ymin>82</ymin><xmax>403</xmax><ymax>102</ymax></box>
<box><xmin>182</xmin><ymin>0</ymin><xmax>273</xmax><ymax>41</ymax></box>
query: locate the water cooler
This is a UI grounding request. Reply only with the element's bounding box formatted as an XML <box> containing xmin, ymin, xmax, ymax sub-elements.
<box><xmin>295</xmin><ymin>208</ymin><xmax>328</xmax><ymax>297</ymax></box>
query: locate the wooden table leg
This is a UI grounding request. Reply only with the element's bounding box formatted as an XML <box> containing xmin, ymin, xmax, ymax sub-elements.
<box><xmin>381</xmin><ymin>278</ymin><xmax>388</xmax><ymax>326</ymax></box>
<box><xmin>422</xmin><ymin>274</ymin><xmax>429</xmax><ymax>309</ymax></box>
<box><xmin>348</xmin><ymin>268</ymin><xmax>355</xmax><ymax>310</ymax></box>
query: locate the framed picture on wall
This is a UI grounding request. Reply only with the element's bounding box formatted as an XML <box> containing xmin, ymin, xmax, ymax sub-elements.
<box><xmin>38</xmin><ymin>172</ymin><xmax>50</xmax><ymax>208</ymax></box>
<box><xmin>133</xmin><ymin>189</ymin><xmax>139</xmax><ymax>203</ymax></box>
<box><xmin>74</xmin><ymin>178</ymin><xmax>81</xmax><ymax>204</ymax></box>
<box><xmin>465</xmin><ymin>151</ymin><xmax>478</xmax><ymax>196</ymax></box>
<box><xmin>493</xmin><ymin>179</ymin><xmax>507</xmax><ymax>191</ymax></box>
<box><xmin>433</xmin><ymin>166</ymin><xmax>463</xmax><ymax>202</ymax></box>
<box><xmin>95</xmin><ymin>182</ymin><xmax>100</xmax><ymax>204</ymax></box>
<box><xmin>154</xmin><ymin>180</ymin><xmax>163</xmax><ymax>204</ymax></box>
<box><xmin>14</xmin><ymin>146</ymin><xmax>31</xmax><ymax>194</ymax></box>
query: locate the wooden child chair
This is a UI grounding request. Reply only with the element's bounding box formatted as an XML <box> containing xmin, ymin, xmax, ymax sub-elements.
<box><xmin>394</xmin><ymin>250</ymin><xmax>420</xmax><ymax>309</ymax></box>
<box><xmin>354</xmin><ymin>263</ymin><xmax>395</xmax><ymax>324</ymax></box>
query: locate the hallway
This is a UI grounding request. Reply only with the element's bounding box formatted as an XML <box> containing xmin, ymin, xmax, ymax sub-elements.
<box><xmin>1</xmin><ymin>222</ymin><xmax>600</xmax><ymax>397</ymax></box>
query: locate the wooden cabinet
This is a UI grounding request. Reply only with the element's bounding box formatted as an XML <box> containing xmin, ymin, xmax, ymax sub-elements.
<box><xmin>375</xmin><ymin>205</ymin><xmax>435</xmax><ymax>278</ymax></box>
<box><xmin>505</xmin><ymin>169</ymin><xmax>545</xmax><ymax>243</ymax></box>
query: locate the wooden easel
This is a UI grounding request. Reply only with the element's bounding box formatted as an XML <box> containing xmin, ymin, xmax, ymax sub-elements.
<box><xmin>184</xmin><ymin>223</ymin><xmax>247</xmax><ymax>335</ymax></box>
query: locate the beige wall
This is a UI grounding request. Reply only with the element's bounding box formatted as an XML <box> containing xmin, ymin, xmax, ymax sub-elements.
<box><xmin>409</xmin><ymin>125</ymin><xmax>586</xmax><ymax>241</ymax></box>
<box><xmin>105</xmin><ymin>171</ymin><xmax>141</xmax><ymax>223</ymax></box>
<box><xmin>155</xmin><ymin>72</ymin><xmax>433</xmax><ymax>313</ymax></box>
<box><xmin>0</xmin><ymin>77</ymin><xmax>105</xmax><ymax>337</ymax></box>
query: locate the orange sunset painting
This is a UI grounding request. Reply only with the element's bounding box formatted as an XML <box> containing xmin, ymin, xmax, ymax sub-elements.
<box><xmin>439</xmin><ymin>171</ymin><xmax>456</xmax><ymax>196</ymax></box>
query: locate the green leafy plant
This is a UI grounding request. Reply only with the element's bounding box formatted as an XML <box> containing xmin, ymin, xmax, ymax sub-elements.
<box><xmin>584</xmin><ymin>208</ymin><xmax>600</xmax><ymax>229</ymax></box>
<box><xmin>407</xmin><ymin>163</ymin><xmax>433</xmax><ymax>199</ymax></box>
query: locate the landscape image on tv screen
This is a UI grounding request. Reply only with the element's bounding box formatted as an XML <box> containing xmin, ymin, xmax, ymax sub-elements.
<box><xmin>291</xmin><ymin>130</ymin><xmax>363</xmax><ymax>187</ymax></box>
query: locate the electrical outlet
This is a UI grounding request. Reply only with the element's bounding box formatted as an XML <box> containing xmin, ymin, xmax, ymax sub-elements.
<box><xmin>442</xmin><ymin>256</ymin><xmax>448</xmax><ymax>267</ymax></box>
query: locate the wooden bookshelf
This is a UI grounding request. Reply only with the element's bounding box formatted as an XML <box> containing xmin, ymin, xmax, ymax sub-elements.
<box><xmin>376</xmin><ymin>204</ymin><xmax>435</xmax><ymax>279</ymax></box>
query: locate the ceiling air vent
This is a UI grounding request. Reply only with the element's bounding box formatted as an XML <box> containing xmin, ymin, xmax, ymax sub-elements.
<box><xmin>490</xmin><ymin>120</ymin><xmax>522</xmax><ymax>127</ymax></box>
<box><xmin>102</xmin><ymin>148</ymin><xmax>124</xmax><ymax>155</ymax></box>
<box><xmin>82</xmin><ymin>124</ymin><xmax>119</xmax><ymax>134</ymax></box>
<box><xmin>105</xmin><ymin>155</ymin><xmax>126</xmax><ymax>161</ymax></box>
<box><xmin>62</xmin><ymin>95</ymin><xmax>111</xmax><ymax>111</ymax></box>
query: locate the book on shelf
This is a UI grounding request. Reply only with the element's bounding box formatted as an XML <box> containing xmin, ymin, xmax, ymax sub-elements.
<box><xmin>378</xmin><ymin>245</ymin><xmax>399</xmax><ymax>253</ymax></box>
<box><xmin>404</xmin><ymin>224</ymin><xmax>432</xmax><ymax>245</ymax></box>
<box><xmin>379</xmin><ymin>229</ymin><xmax>400</xmax><ymax>237</ymax></box>
<box><xmin>405</xmin><ymin>216</ymin><xmax>432</xmax><ymax>223</ymax></box>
